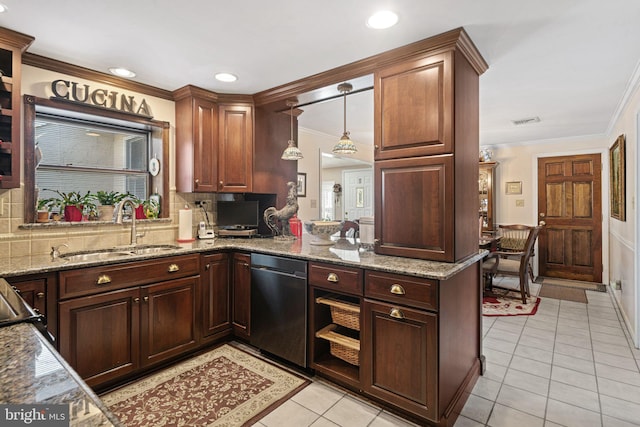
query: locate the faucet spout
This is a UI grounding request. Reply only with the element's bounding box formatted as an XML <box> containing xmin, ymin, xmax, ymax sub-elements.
<box><xmin>115</xmin><ymin>198</ymin><xmax>143</xmax><ymax>246</ymax></box>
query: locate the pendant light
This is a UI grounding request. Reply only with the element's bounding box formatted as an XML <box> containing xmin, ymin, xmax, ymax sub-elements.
<box><xmin>281</xmin><ymin>100</ymin><xmax>303</xmax><ymax>160</ymax></box>
<box><xmin>333</xmin><ymin>82</ymin><xmax>357</xmax><ymax>155</ymax></box>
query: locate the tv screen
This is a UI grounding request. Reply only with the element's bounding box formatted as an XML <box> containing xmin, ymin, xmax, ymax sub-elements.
<box><xmin>216</xmin><ymin>201</ymin><xmax>259</xmax><ymax>229</ymax></box>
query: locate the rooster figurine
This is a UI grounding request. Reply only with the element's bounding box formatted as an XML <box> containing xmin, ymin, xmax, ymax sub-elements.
<box><xmin>264</xmin><ymin>181</ymin><xmax>299</xmax><ymax>236</ymax></box>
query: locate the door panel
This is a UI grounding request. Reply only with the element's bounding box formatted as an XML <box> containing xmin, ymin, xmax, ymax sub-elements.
<box><xmin>538</xmin><ymin>154</ymin><xmax>602</xmax><ymax>282</ymax></box>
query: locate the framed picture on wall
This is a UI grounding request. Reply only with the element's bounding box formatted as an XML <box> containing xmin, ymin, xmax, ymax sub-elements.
<box><xmin>297</xmin><ymin>173</ymin><xmax>307</xmax><ymax>197</ymax></box>
<box><xmin>609</xmin><ymin>134</ymin><xmax>626</xmax><ymax>221</ymax></box>
<box><xmin>505</xmin><ymin>181</ymin><xmax>522</xmax><ymax>195</ymax></box>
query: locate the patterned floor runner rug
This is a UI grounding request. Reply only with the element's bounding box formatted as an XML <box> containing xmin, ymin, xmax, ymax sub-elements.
<box><xmin>101</xmin><ymin>344</ymin><xmax>309</xmax><ymax>427</ymax></box>
<box><xmin>483</xmin><ymin>292</ymin><xmax>540</xmax><ymax>317</ymax></box>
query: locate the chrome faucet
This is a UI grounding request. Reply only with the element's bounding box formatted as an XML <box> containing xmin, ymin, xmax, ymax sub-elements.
<box><xmin>51</xmin><ymin>243</ymin><xmax>69</xmax><ymax>259</ymax></box>
<box><xmin>115</xmin><ymin>198</ymin><xmax>145</xmax><ymax>246</ymax></box>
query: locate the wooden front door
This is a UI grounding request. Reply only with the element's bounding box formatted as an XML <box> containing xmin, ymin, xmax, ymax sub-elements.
<box><xmin>537</xmin><ymin>154</ymin><xmax>602</xmax><ymax>282</ymax></box>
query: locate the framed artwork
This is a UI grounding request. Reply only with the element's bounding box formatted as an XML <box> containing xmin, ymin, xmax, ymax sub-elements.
<box><xmin>356</xmin><ymin>187</ymin><xmax>364</xmax><ymax>207</ymax></box>
<box><xmin>610</xmin><ymin>134</ymin><xmax>626</xmax><ymax>221</ymax></box>
<box><xmin>505</xmin><ymin>181</ymin><xmax>522</xmax><ymax>195</ymax></box>
<box><xmin>297</xmin><ymin>173</ymin><xmax>307</xmax><ymax>197</ymax></box>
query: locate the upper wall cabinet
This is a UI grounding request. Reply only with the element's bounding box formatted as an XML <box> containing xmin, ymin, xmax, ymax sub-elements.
<box><xmin>373</xmin><ymin>31</ymin><xmax>488</xmax><ymax>262</ymax></box>
<box><xmin>374</xmin><ymin>52</ymin><xmax>453</xmax><ymax>161</ymax></box>
<box><xmin>174</xmin><ymin>86</ymin><xmax>253</xmax><ymax>193</ymax></box>
<box><xmin>0</xmin><ymin>28</ymin><xmax>34</xmax><ymax>189</ymax></box>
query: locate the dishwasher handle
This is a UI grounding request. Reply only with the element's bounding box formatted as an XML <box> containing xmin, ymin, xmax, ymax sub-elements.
<box><xmin>251</xmin><ymin>266</ymin><xmax>306</xmax><ymax>279</ymax></box>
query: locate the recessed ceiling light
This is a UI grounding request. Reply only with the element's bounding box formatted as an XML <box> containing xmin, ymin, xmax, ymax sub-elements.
<box><xmin>0</xmin><ymin>3</ymin><xmax>8</xmax><ymax>13</ymax></box>
<box><xmin>367</xmin><ymin>11</ymin><xmax>398</xmax><ymax>29</ymax></box>
<box><xmin>86</xmin><ymin>131</ymin><xmax>100</xmax><ymax>137</ymax></box>
<box><xmin>108</xmin><ymin>67</ymin><xmax>136</xmax><ymax>78</ymax></box>
<box><xmin>215</xmin><ymin>72</ymin><xmax>238</xmax><ymax>82</ymax></box>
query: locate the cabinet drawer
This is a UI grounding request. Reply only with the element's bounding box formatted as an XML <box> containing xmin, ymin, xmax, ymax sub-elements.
<box><xmin>365</xmin><ymin>270</ymin><xmax>437</xmax><ymax>311</ymax></box>
<box><xmin>59</xmin><ymin>254</ymin><xmax>200</xmax><ymax>299</ymax></box>
<box><xmin>309</xmin><ymin>262</ymin><xmax>362</xmax><ymax>295</ymax></box>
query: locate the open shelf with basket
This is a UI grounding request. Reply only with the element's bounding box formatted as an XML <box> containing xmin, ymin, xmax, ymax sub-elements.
<box><xmin>310</xmin><ymin>290</ymin><xmax>362</xmax><ymax>388</ymax></box>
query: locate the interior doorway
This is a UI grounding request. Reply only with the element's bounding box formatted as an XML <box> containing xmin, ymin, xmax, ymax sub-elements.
<box><xmin>537</xmin><ymin>154</ymin><xmax>603</xmax><ymax>282</ymax></box>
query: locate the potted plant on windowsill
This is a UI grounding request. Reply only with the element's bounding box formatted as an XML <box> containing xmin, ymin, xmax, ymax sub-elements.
<box><xmin>94</xmin><ymin>191</ymin><xmax>125</xmax><ymax>221</ymax></box>
<box><xmin>39</xmin><ymin>190</ymin><xmax>96</xmax><ymax>222</ymax></box>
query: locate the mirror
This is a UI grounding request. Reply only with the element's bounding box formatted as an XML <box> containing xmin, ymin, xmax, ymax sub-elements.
<box><xmin>296</xmin><ymin>83</ymin><xmax>373</xmax><ymax>222</ymax></box>
<box><xmin>319</xmin><ymin>152</ymin><xmax>373</xmax><ymax>221</ymax></box>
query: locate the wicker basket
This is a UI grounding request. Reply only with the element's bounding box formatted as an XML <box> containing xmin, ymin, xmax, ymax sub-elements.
<box><xmin>315</xmin><ymin>324</ymin><xmax>360</xmax><ymax>366</ymax></box>
<box><xmin>316</xmin><ymin>296</ymin><xmax>360</xmax><ymax>331</ymax></box>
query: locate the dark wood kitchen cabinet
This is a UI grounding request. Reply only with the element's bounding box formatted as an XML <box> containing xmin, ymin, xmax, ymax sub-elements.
<box><xmin>308</xmin><ymin>262</ymin><xmax>363</xmax><ymax>390</ymax></box>
<box><xmin>57</xmin><ymin>254</ymin><xmax>200</xmax><ymax>389</ymax></box>
<box><xmin>373</xmin><ymin>31</ymin><xmax>487</xmax><ymax>262</ymax></box>
<box><xmin>361</xmin><ymin>265</ymin><xmax>481</xmax><ymax>426</ymax></box>
<box><xmin>0</xmin><ymin>28</ymin><xmax>33</xmax><ymax>188</ymax></box>
<box><xmin>218</xmin><ymin>103</ymin><xmax>253</xmax><ymax>193</ymax></box>
<box><xmin>7</xmin><ymin>272</ymin><xmax>58</xmax><ymax>341</ymax></box>
<box><xmin>231</xmin><ymin>252</ymin><xmax>251</xmax><ymax>340</ymax></box>
<box><xmin>201</xmin><ymin>252</ymin><xmax>232</xmax><ymax>343</ymax></box>
<box><xmin>174</xmin><ymin>85</ymin><xmax>253</xmax><ymax>193</ymax></box>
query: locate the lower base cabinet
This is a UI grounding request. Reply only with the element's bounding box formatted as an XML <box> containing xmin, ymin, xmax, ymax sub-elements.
<box><xmin>201</xmin><ymin>252</ymin><xmax>232</xmax><ymax>343</ymax></box>
<box><xmin>231</xmin><ymin>253</ymin><xmax>251</xmax><ymax>339</ymax></box>
<box><xmin>57</xmin><ymin>255</ymin><xmax>200</xmax><ymax>390</ymax></box>
<box><xmin>361</xmin><ymin>299</ymin><xmax>437</xmax><ymax>421</ymax></box>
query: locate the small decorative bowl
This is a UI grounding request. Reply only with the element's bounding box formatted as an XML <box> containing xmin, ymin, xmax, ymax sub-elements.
<box><xmin>304</xmin><ymin>220</ymin><xmax>342</xmax><ymax>245</ymax></box>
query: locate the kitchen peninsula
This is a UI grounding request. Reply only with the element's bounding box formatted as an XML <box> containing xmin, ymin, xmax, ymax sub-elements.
<box><xmin>0</xmin><ymin>239</ymin><xmax>484</xmax><ymax>425</ymax></box>
<box><xmin>1</xmin><ymin>238</ymin><xmax>485</xmax><ymax>426</ymax></box>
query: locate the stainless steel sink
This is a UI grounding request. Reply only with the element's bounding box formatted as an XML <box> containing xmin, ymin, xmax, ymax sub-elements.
<box><xmin>128</xmin><ymin>244</ymin><xmax>182</xmax><ymax>255</ymax></box>
<box><xmin>58</xmin><ymin>244</ymin><xmax>182</xmax><ymax>262</ymax></box>
<box><xmin>59</xmin><ymin>250</ymin><xmax>133</xmax><ymax>262</ymax></box>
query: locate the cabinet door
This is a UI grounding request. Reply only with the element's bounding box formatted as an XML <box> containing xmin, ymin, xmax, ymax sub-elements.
<box><xmin>201</xmin><ymin>253</ymin><xmax>231</xmax><ymax>340</ymax></box>
<box><xmin>374</xmin><ymin>155</ymin><xmax>454</xmax><ymax>261</ymax></box>
<box><xmin>10</xmin><ymin>278</ymin><xmax>46</xmax><ymax>315</ymax></box>
<box><xmin>218</xmin><ymin>104</ymin><xmax>253</xmax><ymax>192</ymax></box>
<box><xmin>374</xmin><ymin>52</ymin><xmax>453</xmax><ymax>160</ymax></box>
<box><xmin>191</xmin><ymin>98</ymin><xmax>219</xmax><ymax>192</ymax></box>
<box><xmin>362</xmin><ymin>299</ymin><xmax>437</xmax><ymax>421</ymax></box>
<box><xmin>232</xmin><ymin>253</ymin><xmax>251</xmax><ymax>339</ymax></box>
<box><xmin>58</xmin><ymin>288</ymin><xmax>140</xmax><ymax>388</ymax></box>
<box><xmin>140</xmin><ymin>277</ymin><xmax>198</xmax><ymax>367</ymax></box>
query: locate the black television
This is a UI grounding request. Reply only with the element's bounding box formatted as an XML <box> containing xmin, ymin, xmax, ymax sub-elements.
<box><xmin>216</xmin><ymin>201</ymin><xmax>259</xmax><ymax>229</ymax></box>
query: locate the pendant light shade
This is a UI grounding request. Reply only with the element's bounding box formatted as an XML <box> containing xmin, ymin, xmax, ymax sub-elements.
<box><xmin>281</xmin><ymin>100</ymin><xmax>303</xmax><ymax>160</ymax></box>
<box><xmin>333</xmin><ymin>82</ymin><xmax>357</xmax><ymax>155</ymax></box>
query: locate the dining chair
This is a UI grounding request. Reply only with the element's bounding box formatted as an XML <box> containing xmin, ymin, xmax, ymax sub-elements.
<box><xmin>482</xmin><ymin>225</ymin><xmax>542</xmax><ymax>303</ymax></box>
<box><xmin>496</xmin><ymin>224</ymin><xmax>538</xmax><ymax>282</ymax></box>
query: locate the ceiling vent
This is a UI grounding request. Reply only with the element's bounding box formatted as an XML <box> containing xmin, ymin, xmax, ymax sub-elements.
<box><xmin>511</xmin><ymin>116</ymin><xmax>541</xmax><ymax>126</ymax></box>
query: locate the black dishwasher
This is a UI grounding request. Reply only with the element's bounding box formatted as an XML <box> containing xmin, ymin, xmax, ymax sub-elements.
<box><xmin>250</xmin><ymin>254</ymin><xmax>307</xmax><ymax>367</ymax></box>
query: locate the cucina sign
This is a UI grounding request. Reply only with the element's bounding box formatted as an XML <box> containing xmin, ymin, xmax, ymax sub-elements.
<box><xmin>50</xmin><ymin>79</ymin><xmax>153</xmax><ymax>117</ymax></box>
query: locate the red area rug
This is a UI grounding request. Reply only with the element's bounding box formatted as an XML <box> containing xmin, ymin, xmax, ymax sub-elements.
<box><xmin>101</xmin><ymin>344</ymin><xmax>309</xmax><ymax>427</ymax></box>
<box><xmin>483</xmin><ymin>293</ymin><xmax>540</xmax><ymax>316</ymax></box>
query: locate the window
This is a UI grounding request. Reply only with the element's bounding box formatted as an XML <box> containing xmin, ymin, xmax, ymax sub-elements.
<box><xmin>23</xmin><ymin>95</ymin><xmax>169</xmax><ymax>223</ymax></box>
<box><xmin>35</xmin><ymin>114</ymin><xmax>150</xmax><ymax>202</ymax></box>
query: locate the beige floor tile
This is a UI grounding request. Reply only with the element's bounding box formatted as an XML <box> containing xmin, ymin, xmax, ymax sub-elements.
<box><xmin>487</xmin><ymin>403</ymin><xmax>544</xmax><ymax>427</ymax></box>
<box><xmin>259</xmin><ymin>400</ymin><xmax>320</xmax><ymax>427</ymax></box>
<box><xmin>291</xmin><ymin>381</ymin><xmax>345</xmax><ymax>415</ymax></box>
<box><xmin>323</xmin><ymin>395</ymin><xmax>380</xmax><ymax>427</ymax></box>
<box><xmin>545</xmin><ymin>399</ymin><xmax>601</xmax><ymax>427</ymax></box>
<box><xmin>496</xmin><ymin>384</ymin><xmax>547</xmax><ymax>418</ymax></box>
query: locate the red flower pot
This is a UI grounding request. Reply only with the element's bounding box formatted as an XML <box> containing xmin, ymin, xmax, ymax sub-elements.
<box><xmin>64</xmin><ymin>205</ymin><xmax>83</xmax><ymax>222</ymax></box>
<box><xmin>135</xmin><ymin>205</ymin><xmax>146</xmax><ymax>219</ymax></box>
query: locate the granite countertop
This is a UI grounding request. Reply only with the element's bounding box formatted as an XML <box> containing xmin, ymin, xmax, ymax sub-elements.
<box><xmin>0</xmin><ymin>323</ymin><xmax>123</xmax><ymax>426</ymax></box>
<box><xmin>0</xmin><ymin>236</ymin><xmax>487</xmax><ymax>281</ymax></box>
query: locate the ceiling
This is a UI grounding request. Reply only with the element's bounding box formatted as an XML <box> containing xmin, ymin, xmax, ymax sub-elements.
<box><xmin>4</xmin><ymin>0</ymin><xmax>640</xmax><ymax>147</ymax></box>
